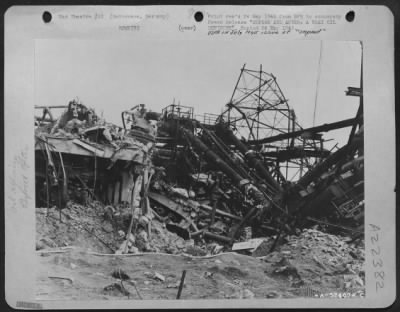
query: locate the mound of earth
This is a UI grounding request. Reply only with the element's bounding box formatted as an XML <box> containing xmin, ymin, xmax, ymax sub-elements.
<box><xmin>36</xmin><ymin>202</ymin><xmax>365</xmax><ymax>300</ymax></box>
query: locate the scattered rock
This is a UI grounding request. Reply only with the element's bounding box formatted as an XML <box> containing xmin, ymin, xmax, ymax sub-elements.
<box><xmin>139</xmin><ymin>215</ymin><xmax>150</xmax><ymax>227</ymax></box>
<box><xmin>129</xmin><ymin>246</ymin><xmax>139</xmax><ymax>254</ymax></box>
<box><xmin>166</xmin><ymin>281</ymin><xmax>181</xmax><ymax>288</ymax></box>
<box><xmin>103</xmin><ymin>283</ymin><xmax>130</xmax><ymax>296</ymax></box>
<box><xmin>103</xmin><ymin>206</ymin><xmax>115</xmax><ymax>221</ymax></box>
<box><xmin>188</xmin><ymin>190</ymin><xmax>196</xmax><ymax>198</ymax></box>
<box><xmin>251</xmin><ymin>239</ymin><xmax>274</xmax><ymax>257</ymax></box>
<box><xmin>266</xmin><ymin>291</ymin><xmax>279</xmax><ymax>298</ymax></box>
<box><xmin>185</xmin><ymin>245</ymin><xmax>207</xmax><ymax>256</ymax></box>
<box><xmin>170</xmin><ymin>187</ymin><xmax>189</xmax><ymax>199</ymax></box>
<box><xmin>115</xmin><ymin>240</ymin><xmax>129</xmax><ymax>254</ymax></box>
<box><xmin>204</xmin><ymin>271</ymin><xmax>214</xmax><ymax>278</ymax></box>
<box><xmin>273</xmin><ymin>258</ymin><xmax>302</xmax><ymax>281</ymax></box>
<box><xmin>36</xmin><ymin>241</ymin><xmax>46</xmax><ymax>250</ymax></box>
<box><xmin>208</xmin><ymin>243</ymin><xmax>224</xmax><ymax>255</ymax></box>
<box><xmin>343</xmin><ymin>274</ymin><xmax>364</xmax><ymax>288</ymax></box>
<box><xmin>153</xmin><ymin>272</ymin><xmax>166</xmax><ymax>282</ymax></box>
<box><xmin>242</xmin><ymin>289</ymin><xmax>255</xmax><ymax>299</ymax></box>
<box><xmin>127</xmin><ymin>233</ymin><xmax>135</xmax><ymax>243</ymax></box>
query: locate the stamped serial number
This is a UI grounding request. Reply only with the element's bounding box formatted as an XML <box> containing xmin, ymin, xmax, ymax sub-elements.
<box><xmin>314</xmin><ymin>291</ymin><xmax>365</xmax><ymax>298</ymax></box>
<box><xmin>370</xmin><ymin>223</ymin><xmax>384</xmax><ymax>293</ymax></box>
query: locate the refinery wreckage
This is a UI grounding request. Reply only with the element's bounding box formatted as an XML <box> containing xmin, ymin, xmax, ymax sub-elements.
<box><xmin>35</xmin><ymin>65</ymin><xmax>365</xmax><ymax>300</ymax></box>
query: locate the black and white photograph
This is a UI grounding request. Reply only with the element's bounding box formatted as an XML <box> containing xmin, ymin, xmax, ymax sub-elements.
<box><xmin>33</xmin><ymin>38</ymin><xmax>366</xmax><ymax>300</ymax></box>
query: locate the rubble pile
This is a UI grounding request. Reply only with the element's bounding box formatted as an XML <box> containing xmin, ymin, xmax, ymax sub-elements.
<box><xmin>36</xmin><ymin>202</ymin><xmax>120</xmax><ymax>253</ymax></box>
<box><xmin>36</xmin><ymin>200</ymin><xmax>212</xmax><ymax>256</ymax></box>
<box><xmin>112</xmin><ymin>215</ymin><xmax>203</xmax><ymax>255</ymax></box>
<box><xmin>259</xmin><ymin>228</ymin><xmax>365</xmax><ymax>296</ymax></box>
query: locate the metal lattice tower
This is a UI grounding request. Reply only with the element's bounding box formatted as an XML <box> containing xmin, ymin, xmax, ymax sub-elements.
<box><xmin>219</xmin><ymin>64</ymin><xmax>325</xmax><ymax>182</ymax></box>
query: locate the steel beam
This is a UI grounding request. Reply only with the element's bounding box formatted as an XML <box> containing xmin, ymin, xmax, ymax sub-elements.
<box><xmin>215</xmin><ymin>123</ymin><xmax>282</xmax><ymax>192</ymax></box>
<box><xmin>246</xmin><ymin>118</ymin><xmax>357</xmax><ymax>145</ymax></box>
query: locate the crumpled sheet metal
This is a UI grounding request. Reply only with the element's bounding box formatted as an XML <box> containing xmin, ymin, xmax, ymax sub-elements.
<box><xmin>35</xmin><ymin>136</ymin><xmax>153</xmax><ymax>165</ymax></box>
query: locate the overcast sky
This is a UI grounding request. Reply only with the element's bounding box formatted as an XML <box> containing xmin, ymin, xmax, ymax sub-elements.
<box><xmin>35</xmin><ymin>39</ymin><xmax>361</xmax><ymax>147</ymax></box>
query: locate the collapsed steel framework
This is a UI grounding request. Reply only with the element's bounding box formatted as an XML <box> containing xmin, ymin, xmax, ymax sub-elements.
<box><xmin>219</xmin><ymin>64</ymin><xmax>328</xmax><ymax>183</ymax></box>
<box><xmin>168</xmin><ymin>63</ymin><xmax>364</xmax><ymax>237</ymax></box>
<box><xmin>34</xmin><ymin>62</ymin><xmax>364</xmax><ymax>244</ymax></box>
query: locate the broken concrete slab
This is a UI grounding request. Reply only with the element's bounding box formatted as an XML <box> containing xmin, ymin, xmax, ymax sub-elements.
<box><xmin>232</xmin><ymin>238</ymin><xmax>264</xmax><ymax>252</ymax></box>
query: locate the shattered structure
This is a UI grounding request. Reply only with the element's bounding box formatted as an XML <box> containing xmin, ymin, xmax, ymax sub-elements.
<box><xmin>35</xmin><ymin>65</ymin><xmax>364</xmax><ymax>257</ymax></box>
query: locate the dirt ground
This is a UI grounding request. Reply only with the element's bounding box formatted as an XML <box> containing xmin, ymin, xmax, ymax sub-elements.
<box><xmin>36</xmin><ymin>204</ymin><xmax>365</xmax><ymax>300</ymax></box>
<box><xmin>37</xmin><ymin>249</ymin><xmax>288</xmax><ymax>300</ymax></box>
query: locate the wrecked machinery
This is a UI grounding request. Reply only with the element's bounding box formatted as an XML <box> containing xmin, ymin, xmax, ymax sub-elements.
<box><xmin>35</xmin><ymin>65</ymin><xmax>364</xmax><ymax>252</ymax></box>
<box><xmin>35</xmin><ymin>100</ymin><xmax>157</xmax><ymax>208</ymax></box>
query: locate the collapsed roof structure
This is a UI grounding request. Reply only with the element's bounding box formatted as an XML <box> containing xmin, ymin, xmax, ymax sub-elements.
<box><xmin>35</xmin><ymin>64</ymin><xmax>364</xmax><ymax>254</ymax></box>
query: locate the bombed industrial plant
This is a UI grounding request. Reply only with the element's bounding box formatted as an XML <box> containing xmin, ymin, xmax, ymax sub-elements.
<box><xmin>35</xmin><ymin>65</ymin><xmax>365</xmax><ymax>300</ymax></box>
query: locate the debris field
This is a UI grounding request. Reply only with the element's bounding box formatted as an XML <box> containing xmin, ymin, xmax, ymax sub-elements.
<box><xmin>35</xmin><ymin>65</ymin><xmax>364</xmax><ymax>299</ymax></box>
